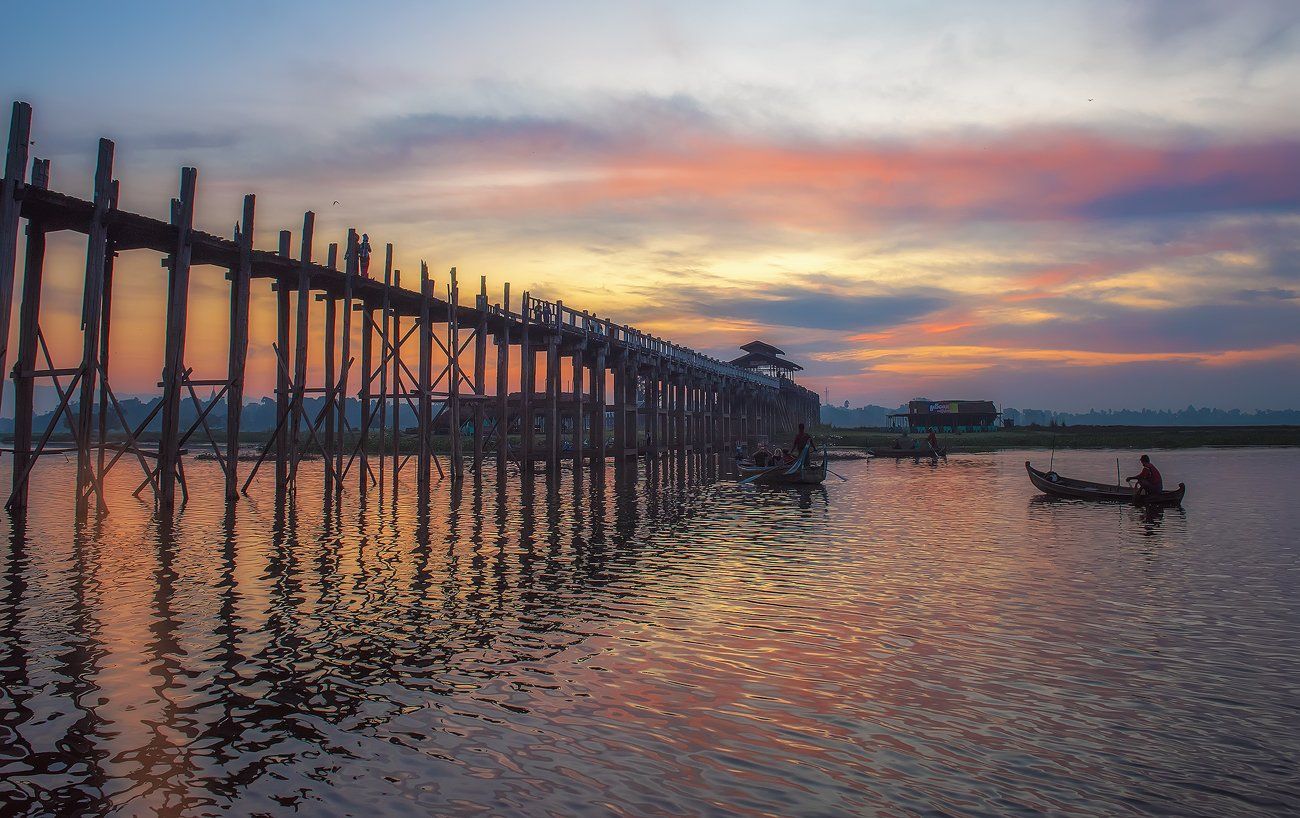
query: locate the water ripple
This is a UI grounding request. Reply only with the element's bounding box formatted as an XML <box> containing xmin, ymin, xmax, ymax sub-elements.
<box><xmin>0</xmin><ymin>448</ymin><xmax>1297</xmax><ymax>815</ymax></box>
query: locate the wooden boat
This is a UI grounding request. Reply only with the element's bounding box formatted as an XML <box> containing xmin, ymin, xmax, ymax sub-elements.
<box><xmin>738</xmin><ymin>445</ymin><xmax>828</xmax><ymax>485</ymax></box>
<box><xmin>1025</xmin><ymin>461</ymin><xmax>1185</xmax><ymax>505</ymax></box>
<box><xmin>869</xmin><ymin>446</ymin><xmax>946</xmax><ymax>458</ymax></box>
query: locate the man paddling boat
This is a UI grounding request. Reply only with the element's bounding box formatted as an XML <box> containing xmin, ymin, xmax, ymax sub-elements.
<box><xmin>790</xmin><ymin>423</ymin><xmax>811</xmax><ymax>457</ymax></box>
<box><xmin>1125</xmin><ymin>454</ymin><xmax>1163</xmax><ymax>496</ymax></box>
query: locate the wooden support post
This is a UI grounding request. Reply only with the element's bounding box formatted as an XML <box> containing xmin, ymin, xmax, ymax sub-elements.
<box><xmin>572</xmin><ymin>347</ymin><xmax>584</xmax><ymax>467</ymax></box>
<box><xmin>357</xmin><ymin>285</ymin><xmax>372</xmax><ymax>497</ymax></box>
<box><xmin>8</xmin><ymin>216</ymin><xmax>44</xmax><ymax>511</ymax></box>
<box><xmin>390</xmin><ymin>267</ymin><xmax>400</xmax><ymax>493</ymax></box>
<box><xmin>644</xmin><ymin>367</ymin><xmax>658</xmax><ymax>456</ymax></box>
<box><xmin>321</xmin><ymin>243</ymin><xmax>338</xmax><ymax>496</ymax></box>
<box><xmin>520</xmin><ymin>293</ymin><xmax>532</xmax><ymax>464</ymax></box>
<box><xmin>378</xmin><ymin>247</ymin><xmax>392</xmax><ymax>494</ymax></box>
<box><xmin>96</xmin><ymin>207</ymin><xmax>117</xmax><ymax>481</ymax></box>
<box><xmin>662</xmin><ymin>370</ymin><xmax>672</xmax><ymax>454</ymax></box>
<box><xmin>473</xmin><ymin>275</ymin><xmax>487</xmax><ymax>472</ymax></box>
<box><xmin>448</xmin><ymin>267</ymin><xmax>463</xmax><ymax>480</ymax></box>
<box><xmin>495</xmin><ymin>283</ymin><xmax>511</xmax><ymax>464</ymax></box>
<box><xmin>546</xmin><ymin>301</ymin><xmax>560</xmax><ymax>469</ymax></box>
<box><xmin>0</xmin><ymin>102</ymin><xmax>32</xmax><ymax>420</ymax></box>
<box><xmin>288</xmin><ymin>212</ymin><xmax>314</xmax><ymax>482</ymax></box>
<box><xmin>74</xmin><ymin>139</ymin><xmax>114</xmax><ymax>516</ymax></box>
<box><xmin>338</xmin><ymin>229</ymin><xmax>357</xmax><ymax>490</ymax></box>
<box><xmin>225</xmin><ymin>195</ymin><xmax>254</xmax><ymax>500</ymax></box>
<box><xmin>611</xmin><ymin>351</ymin><xmax>626</xmax><ymax>457</ymax></box>
<box><xmin>592</xmin><ymin>344</ymin><xmax>607</xmax><ymax>464</ymax></box>
<box><xmin>275</xmin><ymin>230</ymin><xmax>291</xmax><ymax>491</ymax></box>
<box><xmin>157</xmin><ymin>167</ymin><xmax>198</xmax><ymax>511</ymax></box>
<box><xmin>618</xmin><ymin>351</ymin><xmax>635</xmax><ymax>458</ymax></box>
<box><xmin>674</xmin><ymin>374</ymin><xmax>686</xmax><ymax>453</ymax></box>
<box><xmin>417</xmin><ymin>262</ymin><xmax>433</xmax><ymax>496</ymax></box>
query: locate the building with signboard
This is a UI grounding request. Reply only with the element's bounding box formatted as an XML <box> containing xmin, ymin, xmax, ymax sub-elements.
<box><xmin>889</xmin><ymin>399</ymin><xmax>1000</xmax><ymax>433</ymax></box>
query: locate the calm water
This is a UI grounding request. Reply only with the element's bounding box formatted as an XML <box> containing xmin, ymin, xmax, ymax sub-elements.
<box><xmin>1</xmin><ymin>448</ymin><xmax>1297</xmax><ymax>816</ymax></box>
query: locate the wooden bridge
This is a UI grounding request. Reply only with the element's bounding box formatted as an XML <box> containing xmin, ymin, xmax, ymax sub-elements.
<box><xmin>0</xmin><ymin>102</ymin><xmax>820</xmax><ymax>517</ymax></box>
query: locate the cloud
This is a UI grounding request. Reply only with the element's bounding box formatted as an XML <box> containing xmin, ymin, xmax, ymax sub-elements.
<box><xmin>266</xmin><ymin>102</ymin><xmax>1300</xmax><ymax>237</ymax></box>
<box><xmin>138</xmin><ymin>130</ymin><xmax>242</xmax><ymax>151</ymax></box>
<box><xmin>699</xmin><ymin>289</ymin><xmax>947</xmax><ymax>332</ymax></box>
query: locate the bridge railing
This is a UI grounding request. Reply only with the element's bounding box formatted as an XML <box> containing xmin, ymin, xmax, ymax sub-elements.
<box><xmin>515</xmin><ymin>295</ymin><xmax>779</xmax><ymax>388</ymax></box>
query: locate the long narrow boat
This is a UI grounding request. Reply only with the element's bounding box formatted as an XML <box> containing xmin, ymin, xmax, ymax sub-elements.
<box><xmin>868</xmin><ymin>446</ymin><xmax>946</xmax><ymax>458</ymax></box>
<box><xmin>1025</xmin><ymin>461</ymin><xmax>1185</xmax><ymax>505</ymax></box>
<box><xmin>738</xmin><ymin>445</ymin><xmax>828</xmax><ymax>485</ymax></box>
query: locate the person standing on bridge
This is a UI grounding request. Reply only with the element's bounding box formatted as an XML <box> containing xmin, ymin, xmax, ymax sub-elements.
<box><xmin>359</xmin><ymin>233</ymin><xmax>372</xmax><ymax>279</ymax></box>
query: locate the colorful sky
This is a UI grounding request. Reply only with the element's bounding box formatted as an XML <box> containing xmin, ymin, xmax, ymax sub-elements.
<box><xmin>4</xmin><ymin>0</ymin><xmax>1299</xmax><ymax>411</ymax></box>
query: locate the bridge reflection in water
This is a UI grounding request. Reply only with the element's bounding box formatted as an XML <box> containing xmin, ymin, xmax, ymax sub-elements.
<box><xmin>0</xmin><ymin>452</ymin><xmax>813</xmax><ymax>814</ymax></box>
<box><xmin>3</xmin><ymin>450</ymin><xmax>1298</xmax><ymax>815</ymax></box>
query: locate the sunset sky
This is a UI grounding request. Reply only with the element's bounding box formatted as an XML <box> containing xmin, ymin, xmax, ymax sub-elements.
<box><xmin>3</xmin><ymin>0</ymin><xmax>1299</xmax><ymax>411</ymax></box>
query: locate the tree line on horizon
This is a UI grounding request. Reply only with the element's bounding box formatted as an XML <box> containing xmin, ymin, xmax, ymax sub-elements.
<box><xmin>820</xmin><ymin>403</ymin><xmax>1300</xmax><ymax>428</ymax></box>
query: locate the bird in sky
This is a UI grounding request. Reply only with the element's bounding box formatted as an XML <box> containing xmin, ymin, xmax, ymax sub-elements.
<box><xmin>333</xmin><ymin>200</ymin><xmax>340</xmax><ymax>206</ymax></box>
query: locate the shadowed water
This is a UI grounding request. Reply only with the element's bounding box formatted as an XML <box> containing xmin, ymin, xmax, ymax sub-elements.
<box><xmin>0</xmin><ymin>448</ymin><xmax>1297</xmax><ymax>816</ymax></box>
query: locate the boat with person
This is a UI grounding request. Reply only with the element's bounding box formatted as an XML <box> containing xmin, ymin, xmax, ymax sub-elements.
<box><xmin>1025</xmin><ymin>461</ymin><xmax>1185</xmax><ymax>505</ymax></box>
<box><xmin>738</xmin><ymin>443</ymin><xmax>829</xmax><ymax>485</ymax></box>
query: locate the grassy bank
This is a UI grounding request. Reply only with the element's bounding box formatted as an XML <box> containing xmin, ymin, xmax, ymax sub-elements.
<box><xmin>817</xmin><ymin>425</ymin><xmax>1300</xmax><ymax>452</ymax></box>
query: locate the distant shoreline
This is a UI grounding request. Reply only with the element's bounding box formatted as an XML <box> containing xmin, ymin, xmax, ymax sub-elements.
<box><xmin>819</xmin><ymin>425</ymin><xmax>1300</xmax><ymax>451</ymax></box>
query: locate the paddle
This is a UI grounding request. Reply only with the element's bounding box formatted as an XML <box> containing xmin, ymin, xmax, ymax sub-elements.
<box><xmin>783</xmin><ymin>444</ymin><xmax>809</xmax><ymax>475</ymax></box>
<box><xmin>813</xmin><ymin>441</ymin><xmax>847</xmax><ymax>481</ymax></box>
<box><xmin>739</xmin><ymin>461</ymin><xmax>787</xmax><ymax>485</ymax></box>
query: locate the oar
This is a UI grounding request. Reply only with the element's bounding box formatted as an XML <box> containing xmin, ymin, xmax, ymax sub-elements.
<box><xmin>739</xmin><ymin>461</ymin><xmax>786</xmax><ymax>485</ymax></box>
<box><xmin>814</xmin><ymin>442</ymin><xmax>848</xmax><ymax>480</ymax></box>
<box><xmin>784</xmin><ymin>444</ymin><xmax>809</xmax><ymax>475</ymax></box>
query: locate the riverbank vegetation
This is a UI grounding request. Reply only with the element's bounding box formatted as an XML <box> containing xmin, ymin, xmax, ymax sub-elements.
<box><xmin>817</xmin><ymin>425</ymin><xmax>1300</xmax><ymax>451</ymax></box>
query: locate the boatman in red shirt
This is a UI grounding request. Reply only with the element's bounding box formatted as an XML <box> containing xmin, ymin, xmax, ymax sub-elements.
<box><xmin>1125</xmin><ymin>454</ymin><xmax>1163</xmax><ymax>496</ymax></box>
